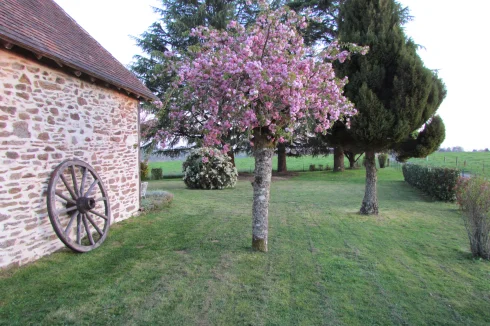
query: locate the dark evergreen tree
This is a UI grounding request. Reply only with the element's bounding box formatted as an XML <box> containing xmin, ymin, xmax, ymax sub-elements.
<box><xmin>333</xmin><ymin>0</ymin><xmax>446</xmax><ymax>214</ymax></box>
<box><xmin>287</xmin><ymin>0</ymin><xmax>342</xmax><ymax>45</ymax></box>
<box><xmin>395</xmin><ymin>115</ymin><xmax>445</xmax><ymax>162</ymax></box>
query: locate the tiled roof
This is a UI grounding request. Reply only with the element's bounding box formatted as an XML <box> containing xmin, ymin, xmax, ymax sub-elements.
<box><xmin>0</xmin><ymin>0</ymin><xmax>157</xmax><ymax>100</ymax></box>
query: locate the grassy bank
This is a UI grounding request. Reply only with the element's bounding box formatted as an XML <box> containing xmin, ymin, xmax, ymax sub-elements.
<box><xmin>1</xmin><ymin>168</ymin><xmax>489</xmax><ymax>325</ymax></box>
<box><xmin>409</xmin><ymin>152</ymin><xmax>490</xmax><ymax>177</ymax></box>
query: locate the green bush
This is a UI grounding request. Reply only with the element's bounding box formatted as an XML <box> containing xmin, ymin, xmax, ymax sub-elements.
<box><xmin>140</xmin><ymin>161</ymin><xmax>150</xmax><ymax>180</ymax></box>
<box><xmin>378</xmin><ymin>153</ymin><xmax>388</xmax><ymax>168</ymax></box>
<box><xmin>141</xmin><ymin>190</ymin><xmax>174</xmax><ymax>212</ymax></box>
<box><xmin>151</xmin><ymin>168</ymin><xmax>163</xmax><ymax>180</ymax></box>
<box><xmin>309</xmin><ymin>164</ymin><xmax>316</xmax><ymax>171</ymax></box>
<box><xmin>182</xmin><ymin>147</ymin><xmax>237</xmax><ymax>189</ymax></box>
<box><xmin>455</xmin><ymin>177</ymin><xmax>490</xmax><ymax>259</ymax></box>
<box><xmin>402</xmin><ymin>164</ymin><xmax>459</xmax><ymax>201</ymax></box>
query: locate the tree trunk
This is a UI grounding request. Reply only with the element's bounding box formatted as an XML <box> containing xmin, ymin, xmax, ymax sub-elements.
<box><xmin>344</xmin><ymin>151</ymin><xmax>356</xmax><ymax>170</ymax></box>
<box><xmin>348</xmin><ymin>157</ymin><xmax>355</xmax><ymax>169</ymax></box>
<box><xmin>252</xmin><ymin>128</ymin><xmax>274</xmax><ymax>252</ymax></box>
<box><xmin>345</xmin><ymin>152</ymin><xmax>356</xmax><ymax>169</ymax></box>
<box><xmin>277</xmin><ymin>142</ymin><xmax>287</xmax><ymax>173</ymax></box>
<box><xmin>360</xmin><ymin>150</ymin><xmax>379</xmax><ymax>215</ymax></box>
<box><xmin>333</xmin><ymin>146</ymin><xmax>345</xmax><ymax>172</ymax></box>
<box><xmin>227</xmin><ymin>150</ymin><xmax>235</xmax><ymax>167</ymax></box>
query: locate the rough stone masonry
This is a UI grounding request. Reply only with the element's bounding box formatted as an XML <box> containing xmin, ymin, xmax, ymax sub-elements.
<box><xmin>0</xmin><ymin>48</ymin><xmax>141</xmax><ymax>268</ymax></box>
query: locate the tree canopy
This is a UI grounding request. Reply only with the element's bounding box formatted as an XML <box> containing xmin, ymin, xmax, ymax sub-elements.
<box><xmin>156</xmin><ymin>4</ymin><xmax>362</xmax><ymax>251</ymax></box>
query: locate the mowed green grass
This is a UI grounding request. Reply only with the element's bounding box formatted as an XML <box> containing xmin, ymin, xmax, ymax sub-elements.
<box><xmin>410</xmin><ymin>151</ymin><xmax>490</xmax><ymax>177</ymax></box>
<box><xmin>149</xmin><ymin>154</ymin><xmax>361</xmax><ymax>176</ymax></box>
<box><xmin>1</xmin><ymin>169</ymin><xmax>489</xmax><ymax>325</ymax></box>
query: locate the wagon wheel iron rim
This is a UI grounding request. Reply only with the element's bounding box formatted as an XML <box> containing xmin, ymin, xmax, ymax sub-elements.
<box><xmin>47</xmin><ymin>159</ymin><xmax>111</xmax><ymax>253</ymax></box>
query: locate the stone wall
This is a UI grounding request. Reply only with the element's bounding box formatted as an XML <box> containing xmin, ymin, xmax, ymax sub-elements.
<box><xmin>0</xmin><ymin>48</ymin><xmax>141</xmax><ymax>268</ymax></box>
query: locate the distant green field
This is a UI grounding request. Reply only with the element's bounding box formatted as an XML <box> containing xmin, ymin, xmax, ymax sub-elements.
<box><xmin>149</xmin><ymin>155</ymin><xmax>363</xmax><ymax>177</ymax></box>
<box><xmin>149</xmin><ymin>151</ymin><xmax>490</xmax><ymax>178</ymax></box>
<box><xmin>409</xmin><ymin>152</ymin><xmax>490</xmax><ymax>177</ymax></box>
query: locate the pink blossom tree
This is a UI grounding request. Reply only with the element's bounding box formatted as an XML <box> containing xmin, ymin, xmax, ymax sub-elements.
<box><xmin>158</xmin><ymin>5</ymin><xmax>362</xmax><ymax>252</ymax></box>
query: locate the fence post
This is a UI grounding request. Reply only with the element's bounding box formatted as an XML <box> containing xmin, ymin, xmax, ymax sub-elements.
<box><xmin>456</xmin><ymin>157</ymin><xmax>458</xmax><ymax>167</ymax></box>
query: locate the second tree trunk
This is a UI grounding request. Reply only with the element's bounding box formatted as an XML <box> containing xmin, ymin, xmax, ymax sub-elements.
<box><xmin>333</xmin><ymin>146</ymin><xmax>345</xmax><ymax>172</ymax></box>
<box><xmin>360</xmin><ymin>150</ymin><xmax>379</xmax><ymax>215</ymax></box>
<box><xmin>277</xmin><ymin>142</ymin><xmax>287</xmax><ymax>173</ymax></box>
<box><xmin>252</xmin><ymin>128</ymin><xmax>274</xmax><ymax>252</ymax></box>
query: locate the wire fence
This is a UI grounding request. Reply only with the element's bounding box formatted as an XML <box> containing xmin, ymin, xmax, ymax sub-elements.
<box><xmin>409</xmin><ymin>154</ymin><xmax>490</xmax><ymax>178</ymax></box>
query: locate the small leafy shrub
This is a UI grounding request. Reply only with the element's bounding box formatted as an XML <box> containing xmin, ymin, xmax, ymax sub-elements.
<box><xmin>151</xmin><ymin>168</ymin><xmax>163</xmax><ymax>180</ymax></box>
<box><xmin>318</xmin><ymin>164</ymin><xmax>324</xmax><ymax>171</ymax></box>
<box><xmin>309</xmin><ymin>164</ymin><xmax>316</xmax><ymax>171</ymax></box>
<box><xmin>141</xmin><ymin>190</ymin><xmax>174</xmax><ymax>211</ymax></box>
<box><xmin>402</xmin><ymin>164</ymin><xmax>459</xmax><ymax>201</ymax></box>
<box><xmin>455</xmin><ymin>177</ymin><xmax>490</xmax><ymax>259</ymax></box>
<box><xmin>325</xmin><ymin>164</ymin><xmax>332</xmax><ymax>171</ymax></box>
<box><xmin>182</xmin><ymin>147</ymin><xmax>237</xmax><ymax>189</ymax></box>
<box><xmin>378</xmin><ymin>153</ymin><xmax>388</xmax><ymax>168</ymax></box>
<box><xmin>140</xmin><ymin>161</ymin><xmax>150</xmax><ymax>180</ymax></box>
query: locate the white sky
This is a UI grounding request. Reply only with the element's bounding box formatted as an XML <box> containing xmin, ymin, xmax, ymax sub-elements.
<box><xmin>54</xmin><ymin>0</ymin><xmax>490</xmax><ymax>151</ymax></box>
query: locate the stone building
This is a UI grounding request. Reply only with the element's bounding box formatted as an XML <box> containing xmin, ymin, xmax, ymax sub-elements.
<box><xmin>0</xmin><ymin>0</ymin><xmax>156</xmax><ymax>268</ymax></box>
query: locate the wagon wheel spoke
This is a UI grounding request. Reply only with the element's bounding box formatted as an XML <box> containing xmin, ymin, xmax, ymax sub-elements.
<box><xmin>82</xmin><ymin>215</ymin><xmax>95</xmax><ymax>246</ymax></box>
<box><xmin>60</xmin><ymin>174</ymin><xmax>78</xmax><ymax>200</ymax></box>
<box><xmin>55</xmin><ymin>191</ymin><xmax>76</xmax><ymax>205</ymax></box>
<box><xmin>70</xmin><ymin>165</ymin><xmax>80</xmax><ymax>197</ymax></box>
<box><xmin>57</xmin><ymin>206</ymin><xmax>77</xmax><ymax>215</ymax></box>
<box><xmin>76</xmin><ymin>213</ymin><xmax>82</xmax><ymax>245</ymax></box>
<box><xmin>64</xmin><ymin>211</ymin><xmax>78</xmax><ymax>235</ymax></box>
<box><xmin>88</xmin><ymin>209</ymin><xmax>109</xmax><ymax>221</ymax></box>
<box><xmin>80</xmin><ymin>167</ymin><xmax>87</xmax><ymax>196</ymax></box>
<box><xmin>85</xmin><ymin>179</ymin><xmax>99</xmax><ymax>197</ymax></box>
<box><xmin>47</xmin><ymin>159</ymin><xmax>111</xmax><ymax>253</ymax></box>
<box><xmin>85</xmin><ymin>213</ymin><xmax>103</xmax><ymax>236</ymax></box>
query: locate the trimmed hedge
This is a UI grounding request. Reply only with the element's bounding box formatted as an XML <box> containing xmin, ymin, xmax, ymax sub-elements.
<box><xmin>378</xmin><ymin>153</ymin><xmax>388</xmax><ymax>168</ymax></box>
<box><xmin>140</xmin><ymin>161</ymin><xmax>150</xmax><ymax>180</ymax></box>
<box><xmin>151</xmin><ymin>168</ymin><xmax>163</xmax><ymax>180</ymax></box>
<box><xmin>402</xmin><ymin>164</ymin><xmax>459</xmax><ymax>201</ymax></box>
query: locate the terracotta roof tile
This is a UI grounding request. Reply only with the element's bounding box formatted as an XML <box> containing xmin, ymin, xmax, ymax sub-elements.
<box><xmin>0</xmin><ymin>0</ymin><xmax>157</xmax><ymax>100</ymax></box>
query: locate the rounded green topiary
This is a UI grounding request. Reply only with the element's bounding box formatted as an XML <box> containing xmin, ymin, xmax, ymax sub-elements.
<box><xmin>182</xmin><ymin>147</ymin><xmax>238</xmax><ymax>190</ymax></box>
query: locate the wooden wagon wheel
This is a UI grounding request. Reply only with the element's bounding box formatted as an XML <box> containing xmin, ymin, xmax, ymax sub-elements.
<box><xmin>47</xmin><ymin>159</ymin><xmax>111</xmax><ymax>252</ymax></box>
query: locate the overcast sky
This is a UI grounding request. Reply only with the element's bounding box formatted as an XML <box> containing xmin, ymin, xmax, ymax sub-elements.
<box><xmin>54</xmin><ymin>0</ymin><xmax>490</xmax><ymax>151</ymax></box>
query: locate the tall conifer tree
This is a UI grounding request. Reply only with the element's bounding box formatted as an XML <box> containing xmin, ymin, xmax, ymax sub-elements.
<box><xmin>334</xmin><ymin>0</ymin><xmax>446</xmax><ymax>214</ymax></box>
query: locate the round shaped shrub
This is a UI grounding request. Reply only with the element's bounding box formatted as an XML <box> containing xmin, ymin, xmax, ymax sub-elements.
<box><xmin>182</xmin><ymin>148</ymin><xmax>238</xmax><ymax>189</ymax></box>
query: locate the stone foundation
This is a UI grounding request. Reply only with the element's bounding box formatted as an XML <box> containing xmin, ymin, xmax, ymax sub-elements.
<box><xmin>0</xmin><ymin>48</ymin><xmax>141</xmax><ymax>268</ymax></box>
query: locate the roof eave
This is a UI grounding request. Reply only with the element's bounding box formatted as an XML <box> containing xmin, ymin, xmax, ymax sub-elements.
<box><xmin>0</xmin><ymin>35</ymin><xmax>158</xmax><ymax>102</ymax></box>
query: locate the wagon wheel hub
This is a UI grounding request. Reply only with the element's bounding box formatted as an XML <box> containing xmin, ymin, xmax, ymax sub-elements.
<box><xmin>76</xmin><ymin>197</ymin><xmax>96</xmax><ymax>213</ymax></box>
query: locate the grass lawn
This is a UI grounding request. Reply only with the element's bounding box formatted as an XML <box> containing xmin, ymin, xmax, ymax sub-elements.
<box><xmin>1</xmin><ymin>168</ymin><xmax>489</xmax><ymax>325</ymax></box>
